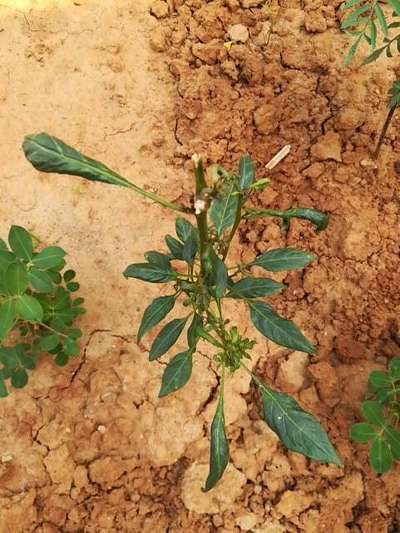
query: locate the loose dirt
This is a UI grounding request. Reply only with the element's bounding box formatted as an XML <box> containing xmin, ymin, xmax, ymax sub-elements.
<box><xmin>0</xmin><ymin>0</ymin><xmax>399</xmax><ymax>531</ymax></box>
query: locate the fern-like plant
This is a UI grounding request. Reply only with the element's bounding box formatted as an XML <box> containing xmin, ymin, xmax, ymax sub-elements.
<box><xmin>341</xmin><ymin>0</ymin><xmax>400</xmax><ymax>156</ymax></box>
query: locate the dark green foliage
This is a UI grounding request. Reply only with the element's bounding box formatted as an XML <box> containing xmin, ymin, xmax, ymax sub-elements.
<box><xmin>350</xmin><ymin>358</ymin><xmax>400</xmax><ymax>473</ymax></box>
<box><xmin>22</xmin><ymin>135</ymin><xmax>337</xmax><ymax>490</ymax></box>
<box><xmin>0</xmin><ymin>225</ymin><xmax>86</xmax><ymax>397</ymax></box>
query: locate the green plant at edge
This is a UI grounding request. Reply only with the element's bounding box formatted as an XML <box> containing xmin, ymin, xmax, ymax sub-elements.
<box><xmin>0</xmin><ymin>225</ymin><xmax>85</xmax><ymax>396</ymax></box>
<box><xmin>350</xmin><ymin>357</ymin><xmax>400</xmax><ymax>473</ymax></box>
<box><xmin>22</xmin><ymin>132</ymin><xmax>342</xmax><ymax>490</ymax></box>
<box><xmin>341</xmin><ymin>0</ymin><xmax>400</xmax><ymax>157</ymax></box>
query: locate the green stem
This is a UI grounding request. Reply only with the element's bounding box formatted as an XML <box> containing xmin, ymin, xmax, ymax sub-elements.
<box><xmin>374</xmin><ymin>106</ymin><xmax>397</xmax><ymax>159</ymax></box>
<box><xmin>38</xmin><ymin>322</ymin><xmax>68</xmax><ymax>339</ymax></box>
<box><xmin>125</xmin><ymin>182</ymin><xmax>190</xmax><ymax>214</ymax></box>
<box><xmin>193</xmin><ymin>156</ymin><xmax>209</xmax><ymax>273</ymax></box>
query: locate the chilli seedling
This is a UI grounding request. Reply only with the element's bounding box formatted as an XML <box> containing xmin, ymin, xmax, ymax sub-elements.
<box><xmin>22</xmin><ymin>133</ymin><xmax>342</xmax><ymax>489</ymax></box>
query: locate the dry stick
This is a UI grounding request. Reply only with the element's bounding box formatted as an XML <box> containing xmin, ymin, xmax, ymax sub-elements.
<box><xmin>374</xmin><ymin>106</ymin><xmax>397</xmax><ymax>159</ymax></box>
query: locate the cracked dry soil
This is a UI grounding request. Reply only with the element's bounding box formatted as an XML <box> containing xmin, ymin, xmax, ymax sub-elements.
<box><xmin>0</xmin><ymin>0</ymin><xmax>399</xmax><ymax>531</ymax></box>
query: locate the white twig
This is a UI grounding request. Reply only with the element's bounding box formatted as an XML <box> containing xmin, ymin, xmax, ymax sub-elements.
<box><xmin>265</xmin><ymin>145</ymin><xmax>291</xmax><ymax>170</ymax></box>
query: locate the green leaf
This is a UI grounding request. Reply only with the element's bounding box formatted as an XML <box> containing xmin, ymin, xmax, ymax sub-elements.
<box><xmin>374</xmin><ymin>3</ymin><xmax>389</xmax><ymax>36</ymax></box>
<box><xmin>341</xmin><ymin>4</ymin><xmax>370</xmax><ymax>29</ymax></box>
<box><xmin>252</xmin><ymin>248</ymin><xmax>316</xmax><ymax>272</ymax></box>
<box><xmin>39</xmin><ymin>334</ymin><xmax>60</xmax><ymax>352</ymax></box>
<box><xmin>159</xmin><ymin>350</ymin><xmax>193</xmax><ymax>397</ymax></box>
<box><xmin>66</xmin><ymin>282</ymin><xmax>79</xmax><ymax>292</ymax></box>
<box><xmin>55</xmin><ymin>352</ymin><xmax>69</xmax><ymax>366</ymax></box>
<box><xmin>11</xmin><ymin>368</ymin><xmax>28</xmax><ymax>389</ymax></box>
<box><xmin>165</xmin><ymin>235</ymin><xmax>184</xmax><ymax>260</ymax></box>
<box><xmin>369</xmin><ymin>437</ymin><xmax>392</xmax><ymax>473</ymax></box>
<box><xmin>368</xmin><ymin>371</ymin><xmax>391</xmax><ymax>394</ymax></box>
<box><xmin>8</xmin><ymin>226</ymin><xmax>33</xmax><ymax>261</ymax></box>
<box><xmin>137</xmin><ymin>295</ymin><xmax>176</xmax><ymax>342</ymax></box>
<box><xmin>176</xmin><ymin>218</ymin><xmax>196</xmax><ymax>243</ymax></box>
<box><xmin>369</xmin><ymin>19</ymin><xmax>377</xmax><ymax>49</ymax></box>
<box><xmin>182</xmin><ymin>228</ymin><xmax>198</xmax><ymax>266</ymax></box>
<box><xmin>63</xmin><ymin>269</ymin><xmax>76</xmax><ymax>282</ymax></box>
<box><xmin>187</xmin><ymin>313</ymin><xmax>202</xmax><ymax>349</ymax></box>
<box><xmin>15</xmin><ymin>345</ymin><xmax>35</xmax><ymax>370</ymax></box>
<box><xmin>361</xmin><ymin>400</ymin><xmax>385</xmax><ymax>427</ymax></box>
<box><xmin>210</xmin><ymin>181</ymin><xmax>239</xmax><ymax>237</ymax></box>
<box><xmin>0</xmin><ymin>300</ymin><xmax>17</xmax><ymax>341</ymax></box>
<box><xmin>5</xmin><ymin>262</ymin><xmax>29</xmax><ymax>295</ymax></box>
<box><xmin>0</xmin><ymin>375</ymin><xmax>8</xmax><ymax>398</ymax></box>
<box><xmin>204</xmin><ymin>246</ymin><xmax>228</xmax><ymax>298</ymax></box>
<box><xmin>363</xmin><ymin>45</ymin><xmax>386</xmax><ymax>64</ymax></box>
<box><xmin>239</xmin><ymin>155</ymin><xmax>255</xmax><ymax>189</ymax></box>
<box><xmin>32</xmin><ymin>246</ymin><xmax>66</xmax><ymax>270</ymax></box>
<box><xmin>246</xmin><ymin>208</ymin><xmax>329</xmax><ymax>232</ymax></box>
<box><xmin>204</xmin><ymin>389</ymin><xmax>229</xmax><ymax>491</ymax></box>
<box><xmin>16</xmin><ymin>295</ymin><xmax>44</xmax><ymax>322</ymax></box>
<box><xmin>340</xmin><ymin>0</ymin><xmax>362</xmax><ymax>11</ymax></box>
<box><xmin>0</xmin><ymin>250</ymin><xmax>16</xmax><ymax>272</ymax></box>
<box><xmin>29</xmin><ymin>268</ymin><xmax>54</xmax><ymax>293</ymax></box>
<box><xmin>123</xmin><ymin>263</ymin><xmax>177</xmax><ymax>283</ymax></box>
<box><xmin>23</xmin><ymin>133</ymin><xmax>133</xmax><ymax>188</ymax></box>
<box><xmin>0</xmin><ymin>238</ymin><xmax>7</xmax><ymax>251</ymax></box>
<box><xmin>386</xmin><ymin>0</ymin><xmax>400</xmax><ymax>16</ymax></box>
<box><xmin>145</xmin><ymin>251</ymin><xmax>171</xmax><ymax>269</ymax></box>
<box><xmin>389</xmin><ymin>358</ymin><xmax>400</xmax><ymax>380</ymax></box>
<box><xmin>385</xmin><ymin>426</ymin><xmax>400</xmax><ymax>461</ymax></box>
<box><xmin>350</xmin><ymin>422</ymin><xmax>377</xmax><ymax>443</ymax></box>
<box><xmin>227</xmin><ymin>277</ymin><xmax>285</xmax><ymax>299</ymax></box>
<box><xmin>258</xmin><ymin>380</ymin><xmax>342</xmax><ymax>465</ymax></box>
<box><xmin>249</xmin><ymin>300</ymin><xmax>315</xmax><ymax>354</ymax></box>
<box><xmin>64</xmin><ymin>338</ymin><xmax>80</xmax><ymax>357</ymax></box>
<box><xmin>343</xmin><ymin>38</ymin><xmax>361</xmax><ymax>66</ymax></box>
<box><xmin>149</xmin><ymin>317</ymin><xmax>188</xmax><ymax>361</ymax></box>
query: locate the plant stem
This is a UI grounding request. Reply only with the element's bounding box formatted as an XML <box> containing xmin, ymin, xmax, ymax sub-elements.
<box><xmin>193</xmin><ymin>156</ymin><xmax>209</xmax><ymax>273</ymax></box>
<box><xmin>125</xmin><ymin>182</ymin><xmax>190</xmax><ymax>214</ymax></box>
<box><xmin>38</xmin><ymin>322</ymin><xmax>68</xmax><ymax>339</ymax></box>
<box><xmin>374</xmin><ymin>106</ymin><xmax>397</xmax><ymax>158</ymax></box>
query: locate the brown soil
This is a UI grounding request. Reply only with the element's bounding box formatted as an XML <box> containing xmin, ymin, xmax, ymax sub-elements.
<box><xmin>0</xmin><ymin>0</ymin><xmax>399</xmax><ymax>532</ymax></box>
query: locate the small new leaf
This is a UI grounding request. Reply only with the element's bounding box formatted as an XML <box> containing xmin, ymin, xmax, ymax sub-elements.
<box><xmin>238</xmin><ymin>155</ymin><xmax>255</xmax><ymax>189</ymax></box>
<box><xmin>210</xmin><ymin>181</ymin><xmax>239</xmax><ymax>237</ymax></box>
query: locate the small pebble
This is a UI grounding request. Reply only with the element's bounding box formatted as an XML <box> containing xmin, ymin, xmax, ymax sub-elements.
<box><xmin>228</xmin><ymin>24</ymin><xmax>249</xmax><ymax>43</ymax></box>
